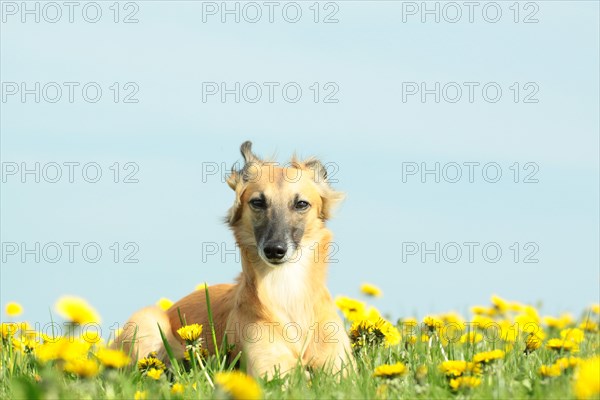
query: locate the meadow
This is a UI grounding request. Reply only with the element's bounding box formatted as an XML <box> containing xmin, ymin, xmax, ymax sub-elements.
<box><xmin>1</xmin><ymin>288</ymin><xmax>598</xmax><ymax>400</ymax></box>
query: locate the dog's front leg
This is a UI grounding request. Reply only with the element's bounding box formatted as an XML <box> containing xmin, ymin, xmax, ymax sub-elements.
<box><xmin>307</xmin><ymin>317</ymin><xmax>355</xmax><ymax>376</ymax></box>
<box><xmin>238</xmin><ymin>324</ymin><xmax>303</xmax><ymax>380</ymax></box>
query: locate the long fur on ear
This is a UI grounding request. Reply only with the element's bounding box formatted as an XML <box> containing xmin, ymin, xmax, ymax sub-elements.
<box><xmin>225</xmin><ymin>141</ymin><xmax>263</xmax><ymax>225</ymax></box>
<box><xmin>240</xmin><ymin>141</ymin><xmax>260</xmax><ymax>165</ymax></box>
<box><xmin>300</xmin><ymin>158</ymin><xmax>345</xmax><ymax>220</ymax></box>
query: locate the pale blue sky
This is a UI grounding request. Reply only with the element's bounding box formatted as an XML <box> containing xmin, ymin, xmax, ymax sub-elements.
<box><xmin>1</xmin><ymin>1</ymin><xmax>598</xmax><ymax>335</ymax></box>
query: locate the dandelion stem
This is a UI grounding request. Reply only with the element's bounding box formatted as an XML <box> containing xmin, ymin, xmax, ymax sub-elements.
<box><xmin>196</xmin><ymin>351</ymin><xmax>214</xmax><ymax>389</ymax></box>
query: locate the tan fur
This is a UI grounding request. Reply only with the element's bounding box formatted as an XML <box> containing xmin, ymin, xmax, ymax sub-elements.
<box><xmin>113</xmin><ymin>142</ymin><xmax>353</xmax><ymax>379</ymax></box>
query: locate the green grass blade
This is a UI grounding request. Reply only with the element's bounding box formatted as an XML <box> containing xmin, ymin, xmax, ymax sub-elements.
<box><xmin>157</xmin><ymin>323</ymin><xmax>181</xmax><ymax>376</ymax></box>
<box><xmin>203</xmin><ymin>283</ymin><xmax>221</xmax><ymax>362</ymax></box>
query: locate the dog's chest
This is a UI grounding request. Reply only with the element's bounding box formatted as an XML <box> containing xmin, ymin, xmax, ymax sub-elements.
<box><xmin>262</xmin><ymin>261</ymin><xmax>313</xmax><ymax>328</ymax></box>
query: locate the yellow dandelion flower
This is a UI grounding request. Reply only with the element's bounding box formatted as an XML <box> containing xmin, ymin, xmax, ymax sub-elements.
<box><xmin>471</xmin><ymin>305</ymin><xmax>493</xmax><ymax>316</ymax></box>
<box><xmin>350</xmin><ymin>318</ymin><xmax>400</xmax><ymax>348</ymax></box>
<box><xmin>365</xmin><ymin>307</ymin><xmax>383</xmax><ymax>323</ymax></box>
<box><xmin>472</xmin><ymin>315</ymin><xmax>494</xmax><ymax>329</ymax></box>
<box><xmin>195</xmin><ymin>282</ymin><xmax>208</xmax><ymax>291</ymax></box>
<box><xmin>524</xmin><ymin>305</ymin><xmax>540</xmax><ymax>318</ymax></box>
<box><xmin>547</xmin><ymin>338</ymin><xmax>579</xmax><ymax>352</ymax></box>
<box><xmin>63</xmin><ymin>358</ymin><xmax>99</xmax><ymax>378</ymax></box>
<box><xmin>349</xmin><ymin>319</ymin><xmax>376</xmax><ymax>348</ymax></box>
<box><xmin>360</xmin><ymin>283</ymin><xmax>382</xmax><ymax>297</ymax></box>
<box><xmin>146</xmin><ymin>368</ymin><xmax>163</xmax><ymax>380</ymax></box>
<box><xmin>440</xmin><ymin>360</ymin><xmax>481</xmax><ymax>377</ymax></box>
<box><xmin>11</xmin><ymin>336</ymin><xmax>40</xmax><ymax>353</ymax></box>
<box><xmin>171</xmin><ymin>383</ymin><xmax>185</xmax><ymax>394</ymax></box>
<box><xmin>573</xmin><ymin>356</ymin><xmax>600</xmax><ymax>399</ymax></box>
<box><xmin>11</xmin><ymin>321</ymin><xmax>32</xmax><ymax>336</ymax></box>
<box><xmin>543</xmin><ymin>314</ymin><xmax>574</xmax><ymax>329</ymax></box>
<box><xmin>134</xmin><ymin>391</ymin><xmax>147</xmax><ymax>400</ymax></box>
<box><xmin>539</xmin><ymin>364</ymin><xmax>562</xmax><ymax>377</ymax></box>
<box><xmin>1</xmin><ymin>322</ymin><xmax>19</xmax><ymax>338</ymax></box>
<box><xmin>422</xmin><ymin>315</ymin><xmax>443</xmax><ymax>331</ymax></box>
<box><xmin>441</xmin><ymin>312</ymin><xmax>465</xmax><ymax>326</ymax></box>
<box><xmin>41</xmin><ymin>332</ymin><xmax>61</xmax><ymax>343</ymax></box>
<box><xmin>55</xmin><ymin>296</ymin><xmax>100</xmax><ymax>325</ymax></box>
<box><xmin>590</xmin><ymin>304</ymin><xmax>600</xmax><ymax>315</ymax></box>
<box><xmin>35</xmin><ymin>337</ymin><xmax>91</xmax><ymax>363</ymax></box>
<box><xmin>335</xmin><ymin>296</ymin><xmax>367</xmax><ymax>322</ymax></box>
<box><xmin>579</xmin><ymin>320</ymin><xmax>599</xmax><ymax>333</ymax></box>
<box><xmin>61</xmin><ymin>340</ymin><xmax>92</xmax><ymax>361</ymax></box>
<box><xmin>473</xmin><ymin>349</ymin><xmax>505</xmax><ymax>364</ymax></box>
<box><xmin>21</xmin><ymin>329</ymin><xmax>40</xmax><ymax>342</ymax></box>
<box><xmin>381</xmin><ymin>321</ymin><xmax>402</xmax><ymax>347</ymax></box>
<box><xmin>440</xmin><ymin>313</ymin><xmax>466</xmax><ymax>343</ymax></box>
<box><xmin>449</xmin><ymin>376</ymin><xmax>481</xmax><ymax>391</ymax></box>
<box><xmin>555</xmin><ymin>356</ymin><xmax>581</xmax><ymax>371</ymax></box>
<box><xmin>400</xmin><ymin>317</ymin><xmax>418</xmax><ymax>341</ymax></box>
<box><xmin>509</xmin><ymin>301</ymin><xmax>526</xmax><ymax>312</ymax></box>
<box><xmin>137</xmin><ymin>354</ymin><xmax>166</xmax><ymax>372</ymax></box>
<box><xmin>440</xmin><ymin>360</ymin><xmax>467</xmax><ymax>377</ymax></box>
<box><xmin>96</xmin><ymin>347</ymin><xmax>130</xmax><ymax>368</ymax></box>
<box><xmin>34</xmin><ymin>341</ymin><xmax>62</xmax><ymax>363</ymax></box>
<box><xmin>560</xmin><ymin>328</ymin><xmax>585</xmax><ymax>344</ymax></box>
<box><xmin>156</xmin><ymin>298</ymin><xmax>173</xmax><ymax>311</ymax></box>
<box><xmin>498</xmin><ymin>320</ymin><xmax>518</xmax><ymax>343</ymax></box>
<box><xmin>524</xmin><ymin>328</ymin><xmax>546</xmax><ymax>353</ymax></box>
<box><xmin>214</xmin><ymin>371</ymin><xmax>262</xmax><ymax>400</ymax></box>
<box><xmin>515</xmin><ymin>313</ymin><xmax>540</xmax><ymax>330</ymax></box>
<box><xmin>373</xmin><ymin>362</ymin><xmax>408</xmax><ymax>379</ymax></box>
<box><xmin>176</xmin><ymin>323</ymin><xmax>203</xmax><ymax>343</ymax></box>
<box><xmin>460</xmin><ymin>332</ymin><xmax>483</xmax><ymax>344</ymax></box>
<box><xmin>5</xmin><ymin>302</ymin><xmax>23</xmax><ymax>317</ymax></box>
<box><xmin>491</xmin><ymin>295</ymin><xmax>509</xmax><ymax>314</ymax></box>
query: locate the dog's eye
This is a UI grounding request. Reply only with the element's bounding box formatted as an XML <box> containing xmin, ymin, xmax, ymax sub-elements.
<box><xmin>295</xmin><ymin>200</ymin><xmax>310</xmax><ymax>210</ymax></box>
<box><xmin>249</xmin><ymin>199</ymin><xmax>267</xmax><ymax>209</ymax></box>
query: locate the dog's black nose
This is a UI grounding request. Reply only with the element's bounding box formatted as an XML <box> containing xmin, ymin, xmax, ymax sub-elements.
<box><xmin>263</xmin><ymin>243</ymin><xmax>287</xmax><ymax>261</ymax></box>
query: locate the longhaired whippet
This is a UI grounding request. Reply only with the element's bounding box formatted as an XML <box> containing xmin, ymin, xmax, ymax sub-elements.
<box><xmin>113</xmin><ymin>141</ymin><xmax>353</xmax><ymax>378</ymax></box>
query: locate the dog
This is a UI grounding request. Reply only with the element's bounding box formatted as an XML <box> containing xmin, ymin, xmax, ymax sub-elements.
<box><xmin>113</xmin><ymin>141</ymin><xmax>353</xmax><ymax>379</ymax></box>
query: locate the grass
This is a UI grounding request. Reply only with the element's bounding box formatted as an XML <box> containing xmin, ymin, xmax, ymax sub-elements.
<box><xmin>1</xmin><ymin>294</ymin><xmax>599</xmax><ymax>399</ymax></box>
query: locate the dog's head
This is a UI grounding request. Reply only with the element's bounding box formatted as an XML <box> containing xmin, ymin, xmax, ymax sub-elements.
<box><xmin>226</xmin><ymin>141</ymin><xmax>343</xmax><ymax>266</ymax></box>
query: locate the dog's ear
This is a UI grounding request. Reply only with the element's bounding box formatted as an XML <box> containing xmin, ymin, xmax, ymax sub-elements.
<box><xmin>240</xmin><ymin>140</ymin><xmax>260</xmax><ymax>165</ymax></box>
<box><xmin>227</xmin><ymin>141</ymin><xmax>263</xmax><ymax>190</ymax></box>
<box><xmin>227</xmin><ymin>140</ymin><xmax>263</xmax><ymax>190</ymax></box>
<box><xmin>225</xmin><ymin>141</ymin><xmax>263</xmax><ymax>225</ymax></box>
<box><xmin>225</xmin><ymin>183</ymin><xmax>244</xmax><ymax>225</ymax></box>
<box><xmin>303</xmin><ymin>158</ymin><xmax>345</xmax><ymax>220</ymax></box>
<box><xmin>304</xmin><ymin>158</ymin><xmax>329</xmax><ymax>183</ymax></box>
